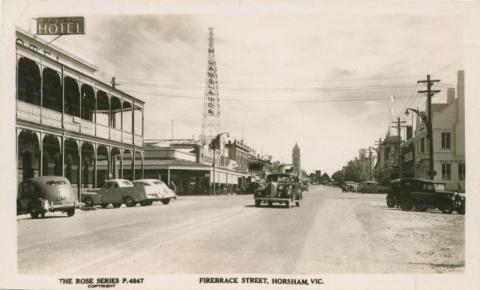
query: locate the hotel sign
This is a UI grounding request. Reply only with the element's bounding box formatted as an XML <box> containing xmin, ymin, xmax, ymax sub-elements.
<box><xmin>37</xmin><ymin>17</ymin><xmax>85</xmax><ymax>35</ymax></box>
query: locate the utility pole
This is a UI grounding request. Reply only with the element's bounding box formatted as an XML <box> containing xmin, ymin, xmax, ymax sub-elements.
<box><xmin>418</xmin><ymin>75</ymin><xmax>441</xmax><ymax>180</ymax></box>
<box><xmin>171</xmin><ymin>120</ymin><xmax>174</xmax><ymax>139</ymax></box>
<box><xmin>111</xmin><ymin>77</ymin><xmax>116</xmax><ymax>89</ymax></box>
<box><xmin>368</xmin><ymin>147</ymin><xmax>372</xmax><ymax>181</ymax></box>
<box><xmin>391</xmin><ymin>117</ymin><xmax>407</xmax><ymax>178</ymax></box>
<box><xmin>375</xmin><ymin>138</ymin><xmax>383</xmax><ymax>182</ymax></box>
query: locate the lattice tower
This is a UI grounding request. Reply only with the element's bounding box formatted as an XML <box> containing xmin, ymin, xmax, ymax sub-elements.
<box><xmin>200</xmin><ymin>27</ymin><xmax>221</xmax><ymax>144</ymax></box>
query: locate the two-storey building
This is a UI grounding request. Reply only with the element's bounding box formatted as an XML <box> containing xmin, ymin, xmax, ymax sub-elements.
<box><xmin>412</xmin><ymin>71</ymin><xmax>465</xmax><ymax>191</ymax></box>
<box><xmin>15</xmin><ymin>28</ymin><xmax>145</xmax><ymax>197</ymax></box>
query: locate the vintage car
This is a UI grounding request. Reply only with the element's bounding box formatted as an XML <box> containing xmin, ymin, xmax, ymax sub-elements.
<box><xmin>82</xmin><ymin>179</ymin><xmax>162</xmax><ymax>208</ymax></box>
<box><xmin>299</xmin><ymin>180</ymin><xmax>310</xmax><ymax>192</ymax></box>
<box><xmin>254</xmin><ymin>173</ymin><xmax>302</xmax><ymax>208</ymax></box>
<box><xmin>17</xmin><ymin>176</ymin><xmax>78</xmax><ymax>218</ymax></box>
<box><xmin>132</xmin><ymin>179</ymin><xmax>177</xmax><ymax>205</ymax></box>
<box><xmin>342</xmin><ymin>181</ymin><xmax>359</xmax><ymax>193</ymax></box>
<box><xmin>386</xmin><ymin>178</ymin><xmax>465</xmax><ymax>214</ymax></box>
<box><xmin>358</xmin><ymin>181</ymin><xmax>388</xmax><ymax>193</ymax></box>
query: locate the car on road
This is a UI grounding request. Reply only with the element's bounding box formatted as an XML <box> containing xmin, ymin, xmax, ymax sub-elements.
<box><xmin>254</xmin><ymin>173</ymin><xmax>302</xmax><ymax>208</ymax></box>
<box><xmin>133</xmin><ymin>179</ymin><xmax>177</xmax><ymax>205</ymax></box>
<box><xmin>17</xmin><ymin>176</ymin><xmax>78</xmax><ymax>218</ymax></box>
<box><xmin>358</xmin><ymin>181</ymin><xmax>388</xmax><ymax>193</ymax></box>
<box><xmin>82</xmin><ymin>179</ymin><xmax>165</xmax><ymax>208</ymax></box>
<box><xmin>342</xmin><ymin>181</ymin><xmax>359</xmax><ymax>193</ymax></box>
<box><xmin>386</xmin><ymin>178</ymin><xmax>465</xmax><ymax>214</ymax></box>
<box><xmin>299</xmin><ymin>180</ymin><xmax>310</xmax><ymax>192</ymax></box>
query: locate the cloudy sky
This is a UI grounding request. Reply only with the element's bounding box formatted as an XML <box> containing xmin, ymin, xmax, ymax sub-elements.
<box><xmin>16</xmin><ymin>12</ymin><xmax>464</xmax><ymax>174</ymax></box>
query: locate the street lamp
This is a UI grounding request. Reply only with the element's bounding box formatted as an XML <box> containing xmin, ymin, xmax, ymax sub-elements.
<box><xmin>211</xmin><ymin>132</ymin><xmax>229</xmax><ymax>195</ymax></box>
<box><xmin>405</xmin><ymin>108</ymin><xmax>434</xmax><ymax>180</ymax></box>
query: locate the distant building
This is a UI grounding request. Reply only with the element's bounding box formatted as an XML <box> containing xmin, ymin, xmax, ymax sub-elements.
<box><xmin>292</xmin><ymin>143</ymin><xmax>301</xmax><ymax>177</ymax></box>
<box><xmin>376</xmin><ymin>135</ymin><xmax>401</xmax><ymax>184</ymax></box>
<box><xmin>143</xmin><ymin>138</ymin><xmax>251</xmax><ymax>195</ymax></box>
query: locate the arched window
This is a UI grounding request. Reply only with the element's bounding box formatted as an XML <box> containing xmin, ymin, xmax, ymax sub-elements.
<box><xmin>64</xmin><ymin>77</ymin><xmax>80</xmax><ymax>116</ymax></box>
<box><xmin>81</xmin><ymin>84</ymin><xmax>95</xmax><ymax>121</ymax></box>
<box><xmin>17</xmin><ymin>57</ymin><xmax>41</xmax><ymax>105</ymax></box>
<box><xmin>96</xmin><ymin>90</ymin><xmax>109</xmax><ymax>126</ymax></box>
<box><xmin>122</xmin><ymin>101</ymin><xmax>132</xmax><ymax>133</ymax></box>
<box><xmin>42</xmin><ymin>68</ymin><xmax>62</xmax><ymax>112</ymax></box>
<box><xmin>110</xmin><ymin>96</ymin><xmax>122</xmax><ymax>129</ymax></box>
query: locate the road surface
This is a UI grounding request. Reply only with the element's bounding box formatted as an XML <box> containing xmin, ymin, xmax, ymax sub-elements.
<box><xmin>17</xmin><ymin>185</ymin><xmax>464</xmax><ymax>274</ymax></box>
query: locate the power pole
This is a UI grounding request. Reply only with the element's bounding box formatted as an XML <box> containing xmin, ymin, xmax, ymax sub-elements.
<box><xmin>368</xmin><ymin>147</ymin><xmax>372</xmax><ymax>181</ymax></box>
<box><xmin>375</xmin><ymin>138</ymin><xmax>383</xmax><ymax>182</ymax></box>
<box><xmin>418</xmin><ymin>75</ymin><xmax>441</xmax><ymax>180</ymax></box>
<box><xmin>391</xmin><ymin>117</ymin><xmax>407</xmax><ymax>179</ymax></box>
<box><xmin>111</xmin><ymin>77</ymin><xmax>116</xmax><ymax>89</ymax></box>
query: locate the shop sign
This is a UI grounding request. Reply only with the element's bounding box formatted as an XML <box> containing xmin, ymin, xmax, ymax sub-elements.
<box><xmin>37</xmin><ymin>17</ymin><xmax>85</xmax><ymax>35</ymax></box>
<box><xmin>404</xmin><ymin>151</ymin><xmax>414</xmax><ymax>162</ymax></box>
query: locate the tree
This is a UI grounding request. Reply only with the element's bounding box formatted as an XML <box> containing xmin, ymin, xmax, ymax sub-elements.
<box><xmin>331</xmin><ymin>170</ymin><xmax>344</xmax><ymax>183</ymax></box>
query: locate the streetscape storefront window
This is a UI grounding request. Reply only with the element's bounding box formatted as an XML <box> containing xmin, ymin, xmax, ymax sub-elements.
<box><xmin>458</xmin><ymin>163</ymin><xmax>465</xmax><ymax>181</ymax></box>
<box><xmin>441</xmin><ymin>163</ymin><xmax>452</xmax><ymax>180</ymax></box>
<box><xmin>441</xmin><ymin>132</ymin><xmax>452</xmax><ymax>149</ymax></box>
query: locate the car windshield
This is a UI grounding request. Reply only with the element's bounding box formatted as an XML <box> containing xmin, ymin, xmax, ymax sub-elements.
<box><xmin>434</xmin><ymin>183</ymin><xmax>446</xmax><ymax>191</ymax></box>
<box><xmin>122</xmin><ymin>180</ymin><xmax>134</xmax><ymax>187</ymax></box>
<box><xmin>153</xmin><ymin>181</ymin><xmax>163</xmax><ymax>185</ymax></box>
<box><xmin>45</xmin><ymin>180</ymin><xmax>66</xmax><ymax>186</ymax></box>
<box><xmin>267</xmin><ymin>175</ymin><xmax>290</xmax><ymax>182</ymax></box>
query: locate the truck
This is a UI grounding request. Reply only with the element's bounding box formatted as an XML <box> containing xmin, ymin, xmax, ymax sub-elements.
<box><xmin>81</xmin><ymin>179</ymin><xmax>166</xmax><ymax>208</ymax></box>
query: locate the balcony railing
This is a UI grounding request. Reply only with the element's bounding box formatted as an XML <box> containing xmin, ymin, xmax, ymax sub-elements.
<box><xmin>17</xmin><ymin>100</ymin><xmax>143</xmax><ymax>146</ymax></box>
<box><xmin>123</xmin><ymin>132</ymin><xmax>132</xmax><ymax>144</ymax></box>
<box><xmin>110</xmin><ymin>128</ymin><xmax>122</xmax><ymax>142</ymax></box>
<box><xmin>17</xmin><ymin>101</ymin><xmax>41</xmax><ymax>123</ymax></box>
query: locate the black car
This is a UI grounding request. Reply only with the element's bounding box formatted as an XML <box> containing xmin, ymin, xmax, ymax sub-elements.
<box><xmin>386</xmin><ymin>178</ymin><xmax>465</xmax><ymax>214</ymax></box>
<box><xmin>254</xmin><ymin>173</ymin><xmax>302</xmax><ymax>208</ymax></box>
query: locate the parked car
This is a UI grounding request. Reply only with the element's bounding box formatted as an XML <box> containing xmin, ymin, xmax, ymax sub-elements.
<box><xmin>387</xmin><ymin>178</ymin><xmax>465</xmax><ymax>214</ymax></box>
<box><xmin>82</xmin><ymin>179</ymin><xmax>161</xmax><ymax>208</ymax></box>
<box><xmin>342</xmin><ymin>181</ymin><xmax>359</xmax><ymax>193</ymax></box>
<box><xmin>133</xmin><ymin>179</ymin><xmax>177</xmax><ymax>205</ymax></box>
<box><xmin>358</xmin><ymin>181</ymin><xmax>388</xmax><ymax>193</ymax></box>
<box><xmin>254</xmin><ymin>173</ymin><xmax>302</xmax><ymax>208</ymax></box>
<box><xmin>17</xmin><ymin>176</ymin><xmax>78</xmax><ymax>218</ymax></box>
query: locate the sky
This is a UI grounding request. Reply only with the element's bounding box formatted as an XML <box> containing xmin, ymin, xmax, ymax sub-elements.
<box><xmin>15</xmin><ymin>13</ymin><xmax>464</xmax><ymax>175</ymax></box>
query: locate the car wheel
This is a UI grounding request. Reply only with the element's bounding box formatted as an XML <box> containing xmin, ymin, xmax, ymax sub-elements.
<box><xmin>66</xmin><ymin>208</ymin><xmax>75</xmax><ymax>217</ymax></box>
<box><xmin>255</xmin><ymin>200</ymin><xmax>261</xmax><ymax>207</ymax></box>
<box><xmin>101</xmin><ymin>203</ymin><xmax>109</xmax><ymax>208</ymax></box>
<box><xmin>84</xmin><ymin>197</ymin><xmax>94</xmax><ymax>208</ymax></box>
<box><xmin>112</xmin><ymin>203</ymin><xmax>121</xmax><ymax>208</ymax></box>
<box><xmin>440</xmin><ymin>203</ymin><xmax>454</xmax><ymax>214</ymax></box>
<box><xmin>285</xmin><ymin>200</ymin><xmax>290</xmax><ymax>208</ymax></box>
<box><xmin>31</xmin><ymin>212</ymin><xmax>39</xmax><ymax>219</ymax></box>
<box><xmin>160</xmin><ymin>198</ymin><xmax>170</xmax><ymax>205</ymax></box>
<box><xmin>125</xmin><ymin>196</ymin><xmax>136</xmax><ymax>207</ymax></box>
<box><xmin>415</xmin><ymin>204</ymin><xmax>428</xmax><ymax>212</ymax></box>
<box><xmin>457</xmin><ymin>206</ymin><xmax>465</xmax><ymax>215</ymax></box>
<box><xmin>295</xmin><ymin>201</ymin><xmax>300</xmax><ymax>207</ymax></box>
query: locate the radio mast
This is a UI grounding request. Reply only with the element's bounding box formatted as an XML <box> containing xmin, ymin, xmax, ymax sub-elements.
<box><xmin>200</xmin><ymin>28</ymin><xmax>221</xmax><ymax>144</ymax></box>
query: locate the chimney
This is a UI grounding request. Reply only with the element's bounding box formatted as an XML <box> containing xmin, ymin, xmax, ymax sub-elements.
<box><xmin>447</xmin><ymin>88</ymin><xmax>455</xmax><ymax>104</ymax></box>
<box><xmin>406</xmin><ymin>126</ymin><xmax>413</xmax><ymax>140</ymax></box>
